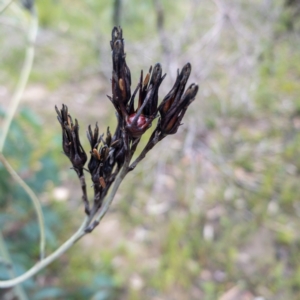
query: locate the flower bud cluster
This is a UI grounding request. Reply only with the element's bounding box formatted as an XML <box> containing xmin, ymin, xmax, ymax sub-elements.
<box><xmin>55</xmin><ymin>27</ymin><xmax>198</xmax><ymax>228</ymax></box>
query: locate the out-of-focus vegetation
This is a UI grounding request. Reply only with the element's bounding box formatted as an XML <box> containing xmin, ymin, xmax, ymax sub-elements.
<box><xmin>1</xmin><ymin>0</ymin><xmax>300</xmax><ymax>299</ymax></box>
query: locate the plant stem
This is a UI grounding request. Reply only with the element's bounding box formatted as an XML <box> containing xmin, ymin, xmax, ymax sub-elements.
<box><xmin>0</xmin><ymin>151</ymin><xmax>131</xmax><ymax>287</ymax></box>
<box><xmin>0</xmin><ymin>6</ymin><xmax>46</xmax><ymax>294</ymax></box>
<box><xmin>0</xmin><ymin>153</ymin><xmax>46</xmax><ymax>260</ymax></box>
<box><xmin>0</xmin><ymin>217</ymin><xmax>89</xmax><ymax>288</ymax></box>
<box><xmin>94</xmin><ymin>152</ymin><xmax>131</xmax><ymax>224</ymax></box>
<box><xmin>0</xmin><ymin>6</ymin><xmax>45</xmax><ymax>258</ymax></box>
<box><xmin>0</xmin><ymin>231</ymin><xmax>28</xmax><ymax>300</ymax></box>
<box><xmin>0</xmin><ymin>8</ymin><xmax>38</xmax><ymax>151</ymax></box>
<box><xmin>0</xmin><ymin>0</ymin><xmax>14</xmax><ymax>15</ymax></box>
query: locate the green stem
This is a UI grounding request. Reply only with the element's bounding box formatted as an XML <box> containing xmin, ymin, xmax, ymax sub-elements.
<box><xmin>0</xmin><ymin>0</ymin><xmax>14</xmax><ymax>14</ymax></box>
<box><xmin>0</xmin><ymin>8</ymin><xmax>38</xmax><ymax>151</ymax></box>
<box><xmin>0</xmin><ymin>7</ymin><xmax>45</xmax><ymax>258</ymax></box>
<box><xmin>0</xmin><ymin>153</ymin><xmax>46</xmax><ymax>260</ymax></box>
<box><xmin>0</xmin><ymin>5</ymin><xmax>44</xmax><ymax>297</ymax></box>
<box><xmin>0</xmin><ymin>231</ymin><xmax>28</xmax><ymax>300</ymax></box>
<box><xmin>94</xmin><ymin>153</ymin><xmax>131</xmax><ymax>223</ymax></box>
<box><xmin>0</xmin><ymin>217</ymin><xmax>89</xmax><ymax>289</ymax></box>
<box><xmin>0</xmin><ymin>158</ymin><xmax>131</xmax><ymax>288</ymax></box>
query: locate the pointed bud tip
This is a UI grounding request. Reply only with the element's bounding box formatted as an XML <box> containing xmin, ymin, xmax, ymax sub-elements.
<box><xmin>153</xmin><ymin>62</ymin><xmax>162</xmax><ymax>69</ymax></box>
<box><xmin>182</xmin><ymin>63</ymin><xmax>192</xmax><ymax>76</ymax></box>
<box><xmin>190</xmin><ymin>83</ymin><xmax>199</xmax><ymax>96</ymax></box>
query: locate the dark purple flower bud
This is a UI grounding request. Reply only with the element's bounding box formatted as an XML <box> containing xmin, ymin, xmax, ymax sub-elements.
<box><xmin>111</xmin><ymin>26</ymin><xmax>131</xmax><ymax>108</ymax></box>
<box><xmin>87</xmin><ymin>124</ymin><xmax>122</xmax><ymax>190</ymax></box>
<box><xmin>158</xmin><ymin>63</ymin><xmax>198</xmax><ymax>134</ymax></box>
<box><xmin>139</xmin><ymin>63</ymin><xmax>165</xmax><ymax>116</ymax></box>
<box><xmin>125</xmin><ymin>114</ymin><xmax>153</xmax><ymax>138</ymax></box>
<box><xmin>86</xmin><ymin>123</ymin><xmax>101</xmax><ymax>177</ymax></box>
<box><xmin>55</xmin><ymin>104</ymin><xmax>87</xmax><ymax>172</ymax></box>
<box><xmin>125</xmin><ymin>63</ymin><xmax>166</xmax><ymax>138</ymax></box>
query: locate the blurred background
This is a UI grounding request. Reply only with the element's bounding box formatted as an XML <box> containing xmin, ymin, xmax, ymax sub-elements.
<box><xmin>1</xmin><ymin>0</ymin><xmax>300</xmax><ymax>299</ymax></box>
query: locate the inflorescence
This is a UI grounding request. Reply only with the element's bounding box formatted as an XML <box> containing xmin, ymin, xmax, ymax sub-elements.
<box><xmin>55</xmin><ymin>26</ymin><xmax>198</xmax><ymax>232</ymax></box>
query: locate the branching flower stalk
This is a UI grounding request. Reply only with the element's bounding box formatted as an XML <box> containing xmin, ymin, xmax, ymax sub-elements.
<box><xmin>0</xmin><ymin>26</ymin><xmax>198</xmax><ymax>288</ymax></box>
<box><xmin>56</xmin><ymin>26</ymin><xmax>198</xmax><ymax>232</ymax></box>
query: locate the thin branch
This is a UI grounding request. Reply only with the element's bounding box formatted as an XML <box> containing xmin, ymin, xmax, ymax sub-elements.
<box><xmin>0</xmin><ymin>8</ymin><xmax>45</xmax><ymax>258</ymax></box>
<box><xmin>0</xmin><ymin>153</ymin><xmax>46</xmax><ymax>259</ymax></box>
<box><xmin>0</xmin><ymin>149</ymin><xmax>135</xmax><ymax>285</ymax></box>
<box><xmin>0</xmin><ymin>231</ymin><xmax>28</xmax><ymax>300</ymax></box>
<box><xmin>0</xmin><ymin>217</ymin><xmax>89</xmax><ymax>288</ymax></box>
<box><xmin>90</xmin><ymin>150</ymin><xmax>132</xmax><ymax>230</ymax></box>
<box><xmin>0</xmin><ymin>0</ymin><xmax>14</xmax><ymax>14</ymax></box>
<box><xmin>0</xmin><ymin>5</ymin><xmax>39</xmax><ymax>299</ymax></box>
<box><xmin>95</xmin><ymin>157</ymin><xmax>131</xmax><ymax>223</ymax></box>
<box><xmin>78</xmin><ymin>170</ymin><xmax>90</xmax><ymax>215</ymax></box>
<box><xmin>129</xmin><ymin>131</ymin><xmax>161</xmax><ymax>171</ymax></box>
<box><xmin>0</xmin><ymin>8</ymin><xmax>38</xmax><ymax>151</ymax></box>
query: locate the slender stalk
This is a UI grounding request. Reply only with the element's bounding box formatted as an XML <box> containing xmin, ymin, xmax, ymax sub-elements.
<box><xmin>95</xmin><ymin>152</ymin><xmax>131</xmax><ymax>223</ymax></box>
<box><xmin>0</xmin><ymin>6</ymin><xmax>45</xmax><ymax>295</ymax></box>
<box><xmin>129</xmin><ymin>131</ymin><xmax>161</xmax><ymax>171</ymax></box>
<box><xmin>78</xmin><ymin>171</ymin><xmax>90</xmax><ymax>215</ymax></box>
<box><xmin>0</xmin><ymin>217</ymin><xmax>89</xmax><ymax>288</ymax></box>
<box><xmin>85</xmin><ymin>150</ymin><xmax>132</xmax><ymax>232</ymax></box>
<box><xmin>0</xmin><ymin>8</ymin><xmax>38</xmax><ymax>151</ymax></box>
<box><xmin>0</xmin><ymin>231</ymin><xmax>28</xmax><ymax>300</ymax></box>
<box><xmin>0</xmin><ymin>157</ymin><xmax>130</xmax><ymax>287</ymax></box>
<box><xmin>0</xmin><ymin>153</ymin><xmax>46</xmax><ymax>259</ymax></box>
<box><xmin>0</xmin><ymin>0</ymin><xmax>14</xmax><ymax>14</ymax></box>
<box><xmin>0</xmin><ymin>7</ymin><xmax>45</xmax><ymax>258</ymax></box>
